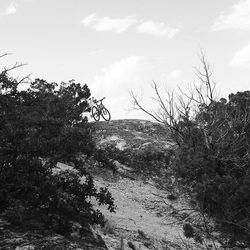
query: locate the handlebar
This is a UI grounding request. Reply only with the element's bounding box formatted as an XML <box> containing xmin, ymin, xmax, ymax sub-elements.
<box><xmin>94</xmin><ymin>97</ymin><xmax>105</xmax><ymax>103</ymax></box>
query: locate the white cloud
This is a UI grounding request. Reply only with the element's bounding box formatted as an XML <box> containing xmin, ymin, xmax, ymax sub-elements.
<box><xmin>4</xmin><ymin>2</ymin><xmax>17</xmax><ymax>15</ymax></box>
<box><xmin>90</xmin><ymin>56</ymin><xmax>156</xmax><ymax>119</ymax></box>
<box><xmin>136</xmin><ymin>20</ymin><xmax>179</xmax><ymax>38</ymax></box>
<box><xmin>156</xmin><ymin>69</ymin><xmax>183</xmax><ymax>85</ymax></box>
<box><xmin>167</xmin><ymin>69</ymin><xmax>183</xmax><ymax>80</ymax></box>
<box><xmin>230</xmin><ymin>43</ymin><xmax>250</xmax><ymax>68</ymax></box>
<box><xmin>92</xmin><ymin>56</ymin><xmax>155</xmax><ymax>95</ymax></box>
<box><xmin>81</xmin><ymin>13</ymin><xmax>137</xmax><ymax>33</ymax></box>
<box><xmin>81</xmin><ymin>13</ymin><xmax>97</xmax><ymax>26</ymax></box>
<box><xmin>81</xmin><ymin>14</ymin><xmax>180</xmax><ymax>38</ymax></box>
<box><xmin>88</xmin><ymin>49</ymin><xmax>105</xmax><ymax>56</ymax></box>
<box><xmin>212</xmin><ymin>0</ymin><xmax>250</xmax><ymax>31</ymax></box>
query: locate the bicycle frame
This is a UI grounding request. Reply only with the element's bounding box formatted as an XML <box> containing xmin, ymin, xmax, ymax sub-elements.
<box><xmin>94</xmin><ymin>100</ymin><xmax>104</xmax><ymax>113</ymax></box>
<box><xmin>91</xmin><ymin>97</ymin><xmax>111</xmax><ymax>121</ymax></box>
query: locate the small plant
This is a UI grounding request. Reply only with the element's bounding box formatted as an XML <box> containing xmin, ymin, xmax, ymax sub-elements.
<box><xmin>120</xmin><ymin>235</ymin><xmax>125</xmax><ymax>250</ymax></box>
<box><xmin>102</xmin><ymin>218</ymin><xmax>115</xmax><ymax>235</ymax></box>
<box><xmin>167</xmin><ymin>194</ymin><xmax>178</xmax><ymax>201</ymax></box>
<box><xmin>127</xmin><ymin>241</ymin><xmax>136</xmax><ymax>250</ymax></box>
<box><xmin>137</xmin><ymin>229</ymin><xmax>147</xmax><ymax>239</ymax></box>
<box><xmin>183</xmin><ymin>223</ymin><xmax>195</xmax><ymax>238</ymax></box>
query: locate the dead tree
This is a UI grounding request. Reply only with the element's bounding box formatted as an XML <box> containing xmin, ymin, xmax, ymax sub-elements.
<box><xmin>131</xmin><ymin>53</ymin><xmax>218</xmax><ymax>147</ymax></box>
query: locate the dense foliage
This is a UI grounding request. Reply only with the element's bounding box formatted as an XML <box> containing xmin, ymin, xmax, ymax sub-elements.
<box><xmin>95</xmin><ymin>143</ymin><xmax>170</xmax><ymax>177</ymax></box>
<box><xmin>173</xmin><ymin>91</ymin><xmax>250</xmax><ymax>245</ymax></box>
<box><xmin>0</xmin><ymin>70</ymin><xmax>115</xmax><ymax>234</ymax></box>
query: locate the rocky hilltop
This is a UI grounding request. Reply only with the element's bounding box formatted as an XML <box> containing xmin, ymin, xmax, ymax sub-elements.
<box><xmin>92</xmin><ymin>119</ymin><xmax>173</xmax><ymax>150</ymax></box>
<box><xmin>90</xmin><ymin>119</ymin><xmax>174</xmax><ymax>183</ymax></box>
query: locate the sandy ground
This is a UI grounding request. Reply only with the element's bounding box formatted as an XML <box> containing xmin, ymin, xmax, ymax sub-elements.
<box><xmin>90</xmin><ymin>127</ymin><xmax>204</xmax><ymax>250</ymax></box>
<box><xmin>94</xmin><ymin>175</ymin><xmax>201</xmax><ymax>250</ymax></box>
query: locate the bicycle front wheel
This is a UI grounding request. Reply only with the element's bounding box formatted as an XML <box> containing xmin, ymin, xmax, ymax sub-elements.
<box><xmin>92</xmin><ymin>106</ymin><xmax>100</xmax><ymax>121</ymax></box>
<box><xmin>101</xmin><ymin>107</ymin><xmax>111</xmax><ymax>121</ymax></box>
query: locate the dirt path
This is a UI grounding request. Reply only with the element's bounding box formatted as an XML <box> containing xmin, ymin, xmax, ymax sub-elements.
<box><xmin>94</xmin><ymin>176</ymin><xmax>199</xmax><ymax>250</ymax></box>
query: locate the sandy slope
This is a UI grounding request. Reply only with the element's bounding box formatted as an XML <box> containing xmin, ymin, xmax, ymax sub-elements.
<box><xmin>94</xmin><ymin>173</ymin><xmax>201</xmax><ymax>250</ymax></box>
<box><xmin>90</xmin><ymin>120</ymin><xmax>222</xmax><ymax>250</ymax></box>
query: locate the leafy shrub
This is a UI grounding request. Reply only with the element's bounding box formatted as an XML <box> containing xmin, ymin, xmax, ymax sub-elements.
<box><xmin>94</xmin><ymin>144</ymin><xmax>121</xmax><ymax>172</ymax></box>
<box><xmin>173</xmin><ymin>92</ymin><xmax>250</xmax><ymax>245</ymax></box>
<box><xmin>183</xmin><ymin>223</ymin><xmax>195</xmax><ymax>238</ymax></box>
<box><xmin>122</xmin><ymin>146</ymin><xmax>170</xmax><ymax>176</ymax></box>
<box><xmin>131</xmin><ymin>55</ymin><xmax>250</xmax><ymax>246</ymax></box>
<box><xmin>94</xmin><ymin>143</ymin><xmax>171</xmax><ymax>177</ymax></box>
<box><xmin>0</xmin><ymin>69</ymin><xmax>115</xmax><ymax>235</ymax></box>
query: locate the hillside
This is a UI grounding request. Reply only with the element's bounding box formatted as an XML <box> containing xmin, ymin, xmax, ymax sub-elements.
<box><xmin>0</xmin><ymin>119</ymin><xmax>236</xmax><ymax>250</ymax></box>
<box><xmin>91</xmin><ymin>119</ymin><xmax>171</xmax><ymax>144</ymax></box>
<box><xmin>90</xmin><ymin>119</ymin><xmax>174</xmax><ymax>182</ymax></box>
<box><xmin>89</xmin><ymin>119</ymin><xmax>219</xmax><ymax>250</ymax></box>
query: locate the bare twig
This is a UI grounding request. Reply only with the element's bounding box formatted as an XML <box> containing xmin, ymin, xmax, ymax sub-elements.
<box><xmin>3</xmin><ymin>62</ymin><xmax>28</xmax><ymax>73</ymax></box>
<box><xmin>18</xmin><ymin>73</ymin><xmax>32</xmax><ymax>84</ymax></box>
<box><xmin>0</xmin><ymin>53</ymin><xmax>11</xmax><ymax>59</ymax></box>
<box><xmin>130</xmin><ymin>90</ymin><xmax>164</xmax><ymax>123</ymax></box>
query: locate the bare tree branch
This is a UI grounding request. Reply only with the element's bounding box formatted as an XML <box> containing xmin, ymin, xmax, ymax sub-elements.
<box><xmin>130</xmin><ymin>90</ymin><xmax>164</xmax><ymax>123</ymax></box>
<box><xmin>18</xmin><ymin>73</ymin><xmax>32</xmax><ymax>84</ymax></box>
<box><xmin>0</xmin><ymin>53</ymin><xmax>11</xmax><ymax>59</ymax></box>
<box><xmin>3</xmin><ymin>62</ymin><xmax>28</xmax><ymax>73</ymax></box>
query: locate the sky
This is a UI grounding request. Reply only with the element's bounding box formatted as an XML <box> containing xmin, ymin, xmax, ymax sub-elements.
<box><xmin>0</xmin><ymin>0</ymin><xmax>250</xmax><ymax>120</ymax></box>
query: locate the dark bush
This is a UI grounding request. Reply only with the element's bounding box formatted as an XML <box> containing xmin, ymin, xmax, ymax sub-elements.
<box><xmin>173</xmin><ymin>92</ymin><xmax>250</xmax><ymax>245</ymax></box>
<box><xmin>94</xmin><ymin>143</ymin><xmax>170</xmax><ymax>177</ymax></box>
<box><xmin>0</xmin><ymin>69</ymin><xmax>115</xmax><ymax>235</ymax></box>
<box><xmin>183</xmin><ymin>223</ymin><xmax>195</xmax><ymax>238</ymax></box>
<box><xmin>131</xmin><ymin>55</ymin><xmax>250</xmax><ymax>246</ymax></box>
<box><xmin>93</xmin><ymin>144</ymin><xmax>121</xmax><ymax>172</ymax></box>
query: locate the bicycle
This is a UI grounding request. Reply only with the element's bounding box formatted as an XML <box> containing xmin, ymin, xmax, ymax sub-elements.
<box><xmin>91</xmin><ymin>97</ymin><xmax>111</xmax><ymax>121</ymax></box>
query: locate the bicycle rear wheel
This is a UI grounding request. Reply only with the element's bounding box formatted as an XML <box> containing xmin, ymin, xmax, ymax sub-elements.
<box><xmin>101</xmin><ymin>107</ymin><xmax>111</xmax><ymax>121</ymax></box>
<box><xmin>91</xmin><ymin>106</ymin><xmax>100</xmax><ymax>121</ymax></box>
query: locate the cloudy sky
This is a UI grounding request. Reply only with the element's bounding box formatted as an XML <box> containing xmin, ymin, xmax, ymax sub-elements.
<box><xmin>1</xmin><ymin>0</ymin><xmax>250</xmax><ymax>120</ymax></box>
